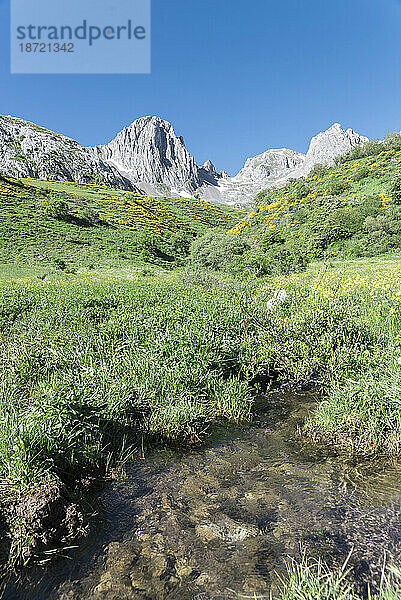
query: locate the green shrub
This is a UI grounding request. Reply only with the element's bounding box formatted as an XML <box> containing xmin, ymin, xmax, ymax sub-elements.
<box><xmin>292</xmin><ymin>204</ymin><xmax>364</xmax><ymax>258</ymax></box>
<box><xmin>336</xmin><ymin>140</ymin><xmax>384</xmax><ymax>164</ymax></box>
<box><xmin>255</xmin><ymin>245</ymin><xmax>308</xmax><ymax>276</ymax></box>
<box><xmin>190</xmin><ymin>232</ymin><xmax>250</xmax><ymax>270</ymax></box>
<box><xmin>51</xmin><ymin>257</ymin><xmax>68</xmax><ymax>270</ymax></box>
<box><xmin>388</xmin><ymin>173</ymin><xmax>401</xmax><ymax>204</ymax></box>
<box><xmin>362</xmin><ymin>139</ymin><xmax>384</xmax><ymax>157</ymax></box>
<box><xmin>168</xmin><ymin>231</ymin><xmax>194</xmax><ymax>258</ymax></box>
<box><xmin>328</xmin><ymin>180</ymin><xmax>350</xmax><ymax>195</ymax></box>
<box><xmin>294</xmin><ymin>181</ymin><xmax>311</xmax><ymax>199</ymax></box>
<box><xmin>364</xmin><ymin>213</ymin><xmax>401</xmax><ymax>237</ymax></box>
<box><xmin>309</xmin><ymin>163</ymin><xmax>330</xmax><ymax>177</ymax></box>
<box><xmin>45</xmin><ymin>199</ymin><xmax>71</xmax><ymax>221</ymax></box>
<box><xmin>260</xmin><ymin>230</ymin><xmax>286</xmax><ymax>246</ymax></box>
<box><xmin>352</xmin><ymin>165</ymin><xmax>370</xmax><ymax>181</ymax></box>
<box><xmin>385</xmin><ymin>132</ymin><xmax>401</xmax><ymax>151</ymax></box>
<box><xmin>82</xmin><ymin>208</ymin><xmax>103</xmax><ymax>226</ymax></box>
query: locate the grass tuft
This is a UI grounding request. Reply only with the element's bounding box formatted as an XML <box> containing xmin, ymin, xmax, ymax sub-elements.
<box><xmin>275</xmin><ymin>553</ymin><xmax>401</xmax><ymax>600</ymax></box>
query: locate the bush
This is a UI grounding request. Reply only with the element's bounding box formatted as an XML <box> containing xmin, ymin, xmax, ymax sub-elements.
<box><xmin>364</xmin><ymin>213</ymin><xmax>401</xmax><ymax>237</ymax></box>
<box><xmin>257</xmin><ymin>245</ymin><xmax>308</xmax><ymax>276</ymax></box>
<box><xmin>385</xmin><ymin>132</ymin><xmax>401</xmax><ymax>151</ymax></box>
<box><xmin>168</xmin><ymin>231</ymin><xmax>194</xmax><ymax>258</ymax></box>
<box><xmin>352</xmin><ymin>165</ymin><xmax>370</xmax><ymax>181</ymax></box>
<box><xmin>189</xmin><ymin>232</ymin><xmax>250</xmax><ymax>270</ymax></box>
<box><xmin>260</xmin><ymin>230</ymin><xmax>286</xmax><ymax>246</ymax></box>
<box><xmin>388</xmin><ymin>173</ymin><xmax>401</xmax><ymax>204</ymax></box>
<box><xmin>336</xmin><ymin>140</ymin><xmax>384</xmax><ymax>164</ymax></box>
<box><xmin>52</xmin><ymin>257</ymin><xmax>67</xmax><ymax>270</ymax></box>
<box><xmin>294</xmin><ymin>181</ymin><xmax>311</xmax><ymax>199</ymax></box>
<box><xmin>45</xmin><ymin>199</ymin><xmax>71</xmax><ymax>221</ymax></box>
<box><xmin>309</xmin><ymin>163</ymin><xmax>329</xmax><ymax>178</ymax></box>
<box><xmin>189</xmin><ymin>232</ymin><xmax>308</xmax><ymax>278</ymax></box>
<box><xmin>295</xmin><ymin>206</ymin><xmax>364</xmax><ymax>259</ymax></box>
<box><xmin>328</xmin><ymin>180</ymin><xmax>350</xmax><ymax>195</ymax></box>
<box><xmin>82</xmin><ymin>208</ymin><xmax>103</xmax><ymax>226</ymax></box>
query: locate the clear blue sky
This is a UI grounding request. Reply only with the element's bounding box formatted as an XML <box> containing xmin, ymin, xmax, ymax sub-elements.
<box><xmin>1</xmin><ymin>0</ymin><xmax>401</xmax><ymax>175</ymax></box>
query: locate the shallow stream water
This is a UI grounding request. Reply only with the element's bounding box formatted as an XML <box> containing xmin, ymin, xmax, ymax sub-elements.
<box><xmin>3</xmin><ymin>391</ymin><xmax>401</xmax><ymax>600</ymax></box>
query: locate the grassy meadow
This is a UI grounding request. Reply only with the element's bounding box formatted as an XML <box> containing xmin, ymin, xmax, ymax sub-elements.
<box><xmin>0</xmin><ymin>269</ymin><xmax>258</xmax><ymax>492</ymax></box>
<box><xmin>1</xmin><ymin>254</ymin><xmax>400</xmax><ymax>496</ymax></box>
<box><xmin>1</xmin><ymin>134</ymin><xmax>401</xmax><ymax>579</ymax></box>
<box><xmin>0</xmin><ymin>176</ymin><xmax>243</xmax><ymax>267</ymax></box>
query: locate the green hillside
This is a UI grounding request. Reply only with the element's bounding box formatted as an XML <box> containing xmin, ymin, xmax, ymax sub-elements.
<box><xmin>231</xmin><ymin>134</ymin><xmax>401</xmax><ymax>259</ymax></box>
<box><xmin>2</xmin><ymin>141</ymin><xmax>401</xmax><ymax>578</ymax></box>
<box><xmin>0</xmin><ymin>176</ymin><xmax>244</xmax><ymax>267</ymax></box>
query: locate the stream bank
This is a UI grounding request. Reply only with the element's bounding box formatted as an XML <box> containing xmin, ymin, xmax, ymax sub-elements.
<box><xmin>3</xmin><ymin>390</ymin><xmax>401</xmax><ymax>600</ymax></box>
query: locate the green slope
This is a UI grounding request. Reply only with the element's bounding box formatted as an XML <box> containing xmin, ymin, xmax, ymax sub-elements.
<box><xmin>231</xmin><ymin>136</ymin><xmax>401</xmax><ymax>259</ymax></box>
<box><xmin>0</xmin><ymin>176</ymin><xmax>244</xmax><ymax>266</ymax></box>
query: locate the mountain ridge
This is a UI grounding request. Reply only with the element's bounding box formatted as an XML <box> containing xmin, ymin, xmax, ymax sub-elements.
<box><xmin>0</xmin><ymin>115</ymin><xmax>135</xmax><ymax>191</ymax></box>
<box><xmin>0</xmin><ymin>114</ymin><xmax>370</xmax><ymax>207</ymax></box>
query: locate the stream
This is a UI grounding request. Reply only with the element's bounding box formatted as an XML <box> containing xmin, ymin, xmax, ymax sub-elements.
<box><xmin>3</xmin><ymin>391</ymin><xmax>401</xmax><ymax>600</ymax></box>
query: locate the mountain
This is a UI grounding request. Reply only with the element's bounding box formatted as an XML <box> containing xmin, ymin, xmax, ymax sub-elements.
<box><xmin>0</xmin><ymin>115</ymin><xmax>134</xmax><ymax>190</ymax></box>
<box><xmin>202</xmin><ymin>124</ymin><xmax>369</xmax><ymax>206</ymax></box>
<box><xmin>198</xmin><ymin>148</ymin><xmax>305</xmax><ymax>207</ymax></box>
<box><xmin>289</xmin><ymin>123</ymin><xmax>369</xmax><ymax>179</ymax></box>
<box><xmin>198</xmin><ymin>159</ymin><xmax>226</xmax><ymax>186</ymax></box>
<box><xmin>91</xmin><ymin>116</ymin><xmax>227</xmax><ymax>196</ymax></box>
<box><xmin>0</xmin><ymin>114</ymin><xmax>370</xmax><ymax>207</ymax></box>
<box><xmin>90</xmin><ymin>116</ymin><xmax>204</xmax><ymax>196</ymax></box>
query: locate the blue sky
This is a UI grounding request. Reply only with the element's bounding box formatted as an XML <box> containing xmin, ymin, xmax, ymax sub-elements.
<box><xmin>1</xmin><ymin>0</ymin><xmax>401</xmax><ymax>175</ymax></box>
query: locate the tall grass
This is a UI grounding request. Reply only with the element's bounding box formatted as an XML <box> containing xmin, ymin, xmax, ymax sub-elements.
<box><xmin>275</xmin><ymin>554</ymin><xmax>401</xmax><ymax>600</ymax></box>
<box><xmin>253</xmin><ymin>259</ymin><xmax>401</xmax><ymax>454</ymax></box>
<box><xmin>0</xmin><ymin>275</ymin><xmax>260</xmax><ymax>492</ymax></box>
<box><xmin>1</xmin><ymin>257</ymin><xmax>401</xmax><ymax>497</ymax></box>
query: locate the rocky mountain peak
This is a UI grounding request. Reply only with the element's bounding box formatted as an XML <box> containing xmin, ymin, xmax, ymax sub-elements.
<box><xmin>0</xmin><ymin>114</ymin><xmax>370</xmax><ymax>208</ymax></box>
<box><xmin>298</xmin><ymin>122</ymin><xmax>369</xmax><ymax>175</ymax></box>
<box><xmin>201</xmin><ymin>123</ymin><xmax>369</xmax><ymax>207</ymax></box>
<box><xmin>197</xmin><ymin>159</ymin><xmax>224</xmax><ymax>187</ymax></box>
<box><xmin>234</xmin><ymin>148</ymin><xmax>306</xmax><ymax>184</ymax></box>
<box><xmin>202</xmin><ymin>160</ymin><xmax>217</xmax><ymax>175</ymax></box>
<box><xmin>91</xmin><ymin>116</ymin><xmax>202</xmax><ymax>193</ymax></box>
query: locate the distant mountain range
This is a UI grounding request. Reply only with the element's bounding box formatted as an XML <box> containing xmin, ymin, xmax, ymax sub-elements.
<box><xmin>0</xmin><ymin>114</ymin><xmax>369</xmax><ymax>207</ymax></box>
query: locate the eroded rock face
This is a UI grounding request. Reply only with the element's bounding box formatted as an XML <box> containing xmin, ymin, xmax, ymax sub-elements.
<box><xmin>198</xmin><ymin>159</ymin><xmax>223</xmax><ymax>186</ymax></box>
<box><xmin>0</xmin><ymin>115</ymin><xmax>133</xmax><ymax>189</ymax></box>
<box><xmin>291</xmin><ymin>123</ymin><xmax>369</xmax><ymax>178</ymax></box>
<box><xmin>198</xmin><ymin>147</ymin><xmax>305</xmax><ymax>207</ymax></box>
<box><xmin>91</xmin><ymin>116</ymin><xmax>204</xmax><ymax>194</ymax></box>
<box><xmin>0</xmin><ymin>114</ymin><xmax>369</xmax><ymax>207</ymax></box>
<box><xmin>203</xmin><ymin>124</ymin><xmax>369</xmax><ymax>207</ymax></box>
<box><xmin>234</xmin><ymin>148</ymin><xmax>305</xmax><ymax>184</ymax></box>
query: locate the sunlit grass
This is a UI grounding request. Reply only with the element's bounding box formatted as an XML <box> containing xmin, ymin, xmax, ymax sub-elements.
<box><xmin>274</xmin><ymin>554</ymin><xmax>401</xmax><ymax>600</ymax></box>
